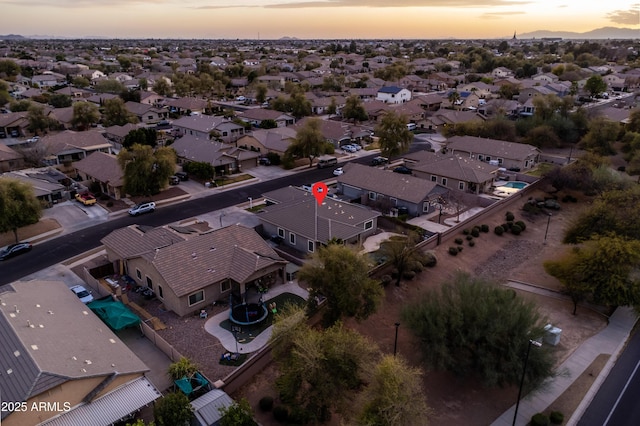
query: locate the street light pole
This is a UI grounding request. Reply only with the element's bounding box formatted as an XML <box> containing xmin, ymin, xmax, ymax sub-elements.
<box><xmin>512</xmin><ymin>339</ymin><xmax>542</xmax><ymax>426</ymax></box>
<box><xmin>394</xmin><ymin>322</ymin><xmax>400</xmax><ymax>356</ymax></box>
<box><xmin>543</xmin><ymin>213</ymin><xmax>551</xmax><ymax>245</ymax></box>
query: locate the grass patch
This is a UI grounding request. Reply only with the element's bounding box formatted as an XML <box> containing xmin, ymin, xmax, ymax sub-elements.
<box><xmin>214</xmin><ymin>173</ymin><xmax>254</xmax><ymax>186</ymax></box>
<box><xmin>219</xmin><ymin>292</ymin><xmax>305</xmax><ymax>343</ymax></box>
<box><xmin>365</xmin><ymin>140</ymin><xmax>380</xmax><ymax>151</ymax></box>
<box><xmin>219</xmin><ymin>353</ymin><xmax>248</xmax><ymax>366</ymax></box>
<box><xmin>246</xmin><ymin>204</ymin><xmax>266</xmax><ymax>213</ymax></box>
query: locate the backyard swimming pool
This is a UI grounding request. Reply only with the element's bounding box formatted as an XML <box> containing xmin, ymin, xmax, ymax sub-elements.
<box><xmin>501</xmin><ymin>181</ymin><xmax>528</xmax><ymax>189</ymax></box>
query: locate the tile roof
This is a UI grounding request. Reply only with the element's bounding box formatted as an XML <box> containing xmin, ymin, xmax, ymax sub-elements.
<box><xmin>172</xmin><ymin>115</ymin><xmax>230</xmax><ymax>133</ymax></box>
<box><xmin>446</xmin><ymin>135</ymin><xmax>540</xmax><ymax>161</ymax></box>
<box><xmin>43</xmin><ymin>130</ymin><xmax>111</xmax><ymax>155</ymax></box>
<box><xmin>237</xmin><ymin>108</ymin><xmax>292</xmax><ymax>121</ymax></box>
<box><xmin>259</xmin><ymin>186</ymin><xmax>380</xmax><ymax>242</ymax></box>
<box><xmin>74</xmin><ymin>151</ymin><xmax>124</xmax><ymax>187</ymax></box>
<box><xmin>240</xmin><ymin>127</ymin><xmax>297</xmax><ymax>153</ymax></box>
<box><xmin>338</xmin><ymin>163</ymin><xmax>443</xmax><ymax>204</ymax></box>
<box><xmin>405</xmin><ymin>151</ymin><xmax>498</xmax><ymax>184</ymax></box>
<box><xmin>171</xmin><ymin>135</ymin><xmax>239</xmax><ymax>165</ymax></box>
<box><xmin>0</xmin><ymin>143</ymin><xmax>23</xmax><ymax>161</ymax></box>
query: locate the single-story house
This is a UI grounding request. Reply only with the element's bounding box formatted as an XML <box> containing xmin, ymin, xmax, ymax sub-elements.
<box><xmin>101</xmin><ymin>224</ymin><xmax>288</xmax><ymax>316</ymax></box>
<box><xmin>124</xmin><ymin>101</ymin><xmax>168</xmax><ymax>124</ymax></box>
<box><xmin>74</xmin><ymin>151</ymin><xmax>125</xmax><ymax>199</ymax></box>
<box><xmin>259</xmin><ymin>186</ymin><xmax>381</xmax><ymax>254</ymax></box>
<box><xmin>171</xmin><ymin>134</ymin><xmax>260</xmax><ymax>174</ymax></box>
<box><xmin>336</xmin><ymin>162</ymin><xmax>449</xmax><ymax>217</ymax></box>
<box><xmin>236</xmin><ymin>108</ymin><xmax>295</xmax><ymax>128</ymax></box>
<box><xmin>41</xmin><ymin>130</ymin><xmax>112</xmax><ymax>167</ymax></box>
<box><xmin>293</xmin><ymin>118</ymin><xmax>370</xmax><ymax>148</ymax></box>
<box><xmin>1</xmin><ymin>167</ymin><xmax>69</xmax><ymax>205</ymax></box>
<box><xmin>0</xmin><ymin>143</ymin><xmax>24</xmax><ymax>172</ymax></box>
<box><xmin>165</xmin><ymin>97</ymin><xmax>208</xmax><ymax>116</ymax></box>
<box><xmin>236</xmin><ymin>127</ymin><xmax>297</xmax><ymax>158</ymax></box>
<box><xmin>0</xmin><ymin>280</ymin><xmax>160</xmax><ymax>426</ymax></box>
<box><xmin>446</xmin><ymin>135</ymin><xmax>540</xmax><ymax>171</ymax></box>
<box><xmin>0</xmin><ymin>111</ymin><xmax>28</xmax><ymax>139</ymax></box>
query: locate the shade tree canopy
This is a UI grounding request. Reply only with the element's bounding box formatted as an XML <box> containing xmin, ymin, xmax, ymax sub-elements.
<box><xmin>0</xmin><ymin>178</ymin><xmax>42</xmax><ymax>243</ymax></box>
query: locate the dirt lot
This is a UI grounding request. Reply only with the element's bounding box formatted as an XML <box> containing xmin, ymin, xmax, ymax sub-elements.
<box><xmin>0</xmin><ymin>217</ymin><xmax>60</xmax><ymax>247</ymax></box>
<box><xmin>234</xmin><ymin>189</ymin><xmax>608</xmax><ymax>426</ymax></box>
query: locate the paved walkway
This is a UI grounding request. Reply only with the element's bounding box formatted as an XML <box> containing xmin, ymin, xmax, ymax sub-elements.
<box><xmin>491</xmin><ymin>303</ymin><xmax>638</xmax><ymax>426</ymax></box>
<box><xmin>203</xmin><ymin>281</ymin><xmax>309</xmax><ymax>353</ymax></box>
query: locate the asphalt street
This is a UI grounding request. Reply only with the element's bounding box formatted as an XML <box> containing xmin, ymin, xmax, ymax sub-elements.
<box><xmin>577</xmin><ymin>327</ymin><xmax>640</xmax><ymax>426</ymax></box>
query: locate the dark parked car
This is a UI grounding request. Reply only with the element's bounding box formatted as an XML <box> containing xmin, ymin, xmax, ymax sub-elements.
<box><xmin>0</xmin><ymin>242</ymin><xmax>33</xmax><ymax>261</ymax></box>
<box><xmin>258</xmin><ymin>157</ymin><xmax>271</xmax><ymax>166</ymax></box>
<box><xmin>169</xmin><ymin>175</ymin><xmax>180</xmax><ymax>185</ymax></box>
<box><xmin>175</xmin><ymin>171</ymin><xmax>189</xmax><ymax>181</ymax></box>
<box><xmin>370</xmin><ymin>156</ymin><xmax>389</xmax><ymax>166</ymax></box>
<box><xmin>393</xmin><ymin>166</ymin><xmax>412</xmax><ymax>175</ymax></box>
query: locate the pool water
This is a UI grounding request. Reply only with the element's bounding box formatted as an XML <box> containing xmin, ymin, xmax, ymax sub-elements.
<box><xmin>502</xmin><ymin>181</ymin><xmax>528</xmax><ymax>189</ymax></box>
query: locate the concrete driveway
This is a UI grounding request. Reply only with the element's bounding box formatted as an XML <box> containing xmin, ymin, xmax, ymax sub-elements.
<box><xmin>43</xmin><ymin>200</ymin><xmax>109</xmax><ymax>236</ymax></box>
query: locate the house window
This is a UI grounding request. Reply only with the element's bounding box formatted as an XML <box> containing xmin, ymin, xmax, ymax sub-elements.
<box><xmin>498</xmin><ymin>158</ymin><xmax>503</xmax><ymax>165</ymax></box>
<box><xmin>364</xmin><ymin>220</ymin><xmax>373</xmax><ymax>230</ymax></box>
<box><xmin>222</xmin><ymin>131</ymin><xmax>228</xmax><ymax>136</ymax></box>
<box><xmin>147</xmin><ymin>115</ymin><xmax>153</xmax><ymax>120</ymax></box>
<box><xmin>525</xmin><ymin>160</ymin><xmax>530</xmax><ymax>168</ymax></box>
<box><xmin>423</xmin><ymin>202</ymin><xmax>430</xmax><ymax>212</ymax></box>
<box><xmin>442</xmin><ymin>178</ymin><xmax>448</xmax><ymax>186</ymax></box>
<box><xmin>390</xmin><ymin>197</ymin><xmax>398</xmax><ymax>206</ymax></box>
<box><xmin>368</xmin><ymin>191</ymin><xmax>376</xmax><ymax>200</ymax></box>
<box><xmin>188</xmin><ymin>290</ymin><xmax>205</xmax><ymax>306</ymax></box>
<box><xmin>290</xmin><ymin>233</ymin><xmax>296</xmax><ymax>245</ymax></box>
<box><xmin>277</xmin><ymin>228</ymin><xmax>284</xmax><ymax>238</ymax></box>
<box><xmin>458</xmin><ymin>182</ymin><xmax>465</xmax><ymax>190</ymax></box>
<box><xmin>308</xmin><ymin>241</ymin><xmax>314</xmax><ymax>252</ymax></box>
<box><xmin>157</xmin><ymin>286</ymin><xmax>163</xmax><ymax>299</ymax></box>
<box><xmin>146</xmin><ymin>276</ymin><xmax>153</xmax><ymax>289</ymax></box>
<box><xmin>478</xmin><ymin>155</ymin><xmax>484</xmax><ymax>161</ymax></box>
<box><xmin>136</xmin><ymin>269</ymin><xmax>142</xmax><ymax>280</ymax></box>
<box><xmin>220</xmin><ymin>280</ymin><xmax>231</xmax><ymax>293</ymax></box>
<box><xmin>430</xmin><ymin>176</ymin><xmax>437</xmax><ymax>182</ymax></box>
<box><xmin>485</xmin><ymin>156</ymin><xmax>491</xmax><ymax>162</ymax></box>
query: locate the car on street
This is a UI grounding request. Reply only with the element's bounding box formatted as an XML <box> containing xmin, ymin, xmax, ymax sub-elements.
<box><xmin>0</xmin><ymin>242</ymin><xmax>33</xmax><ymax>261</ymax></box>
<box><xmin>370</xmin><ymin>156</ymin><xmax>389</xmax><ymax>166</ymax></box>
<box><xmin>393</xmin><ymin>166</ymin><xmax>412</xmax><ymax>175</ymax></box>
<box><xmin>333</xmin><ymin>167</ymin><xmax>344</xmax><ymax>176</ymax></box>
<box><xmin>128</xmin><ymin>202</ymin><xmax>156</xmax><ymax>216</ymax></box>
<box><xmin>70</xmin><ymin>285</ymin><xmax>94</xmax><ymax>304</ymax></box>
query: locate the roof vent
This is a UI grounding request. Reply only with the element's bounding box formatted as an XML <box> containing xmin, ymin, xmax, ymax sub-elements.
<box><xmin>27</xmin><ymin>320</ymin><xmax>34</xmax><ymax>328</ymax></box>
<box><xmin>85</xmin><ymin>360</ymin><xmax>92</xmax><ymax>365</ymax></box>
<box><xmin>14</xmin><ymin>305</ymin><xmax>19</xmax><ymax>314</ymax></box>
<box><xmin>210</xmin><ymin>247</ymin><xmax>216</xmax><ymax>251</ymax></box>
<box><xmin>14</xmin><ymin>350</ymin><xmax>20</xmax><ymax>357</ymax></box>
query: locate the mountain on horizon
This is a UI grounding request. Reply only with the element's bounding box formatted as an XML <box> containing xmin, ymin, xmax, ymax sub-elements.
<box><xmin>0</xmin><ymin>34</ymin><xmax>26</xmax><ymax>40</ymax></box>
<box><xmin>517</xmin><ymin>26</ymin><xmax>640</xmax><ymax>39</ymax></box>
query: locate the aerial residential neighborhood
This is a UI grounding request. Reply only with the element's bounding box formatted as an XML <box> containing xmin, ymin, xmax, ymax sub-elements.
<box><xmin>2</xmin><ymin>33</ymin><xmax>640</xmax><ymax>426</ymax></box>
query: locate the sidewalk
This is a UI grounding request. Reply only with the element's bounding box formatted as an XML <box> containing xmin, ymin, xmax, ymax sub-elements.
<box><xmin>491</xmin><ymin>305</ymin><xmax>638</xmax><ymax>426</ymax></box>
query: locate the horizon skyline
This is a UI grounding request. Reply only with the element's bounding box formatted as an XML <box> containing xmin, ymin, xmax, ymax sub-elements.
<box><xmin>1</xmin><ymin>1</ymin><xmax>639</xmax><ymax>40</ymax></box>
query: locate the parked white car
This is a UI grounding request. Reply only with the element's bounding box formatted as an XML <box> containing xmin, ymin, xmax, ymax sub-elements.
<box><xmin>333</xmin><ymin>167</ymin><xmax>344</xmax><ymax>176</ymax></box>
<box><xmin>70</xmin><ymin>285</ymin><xmax>94</xmax><ymax>304</ymax></box>
<box><xmin>128</xmin><ymin>202</ymin><xmax>156</xmax><ymax>216</ymax></box>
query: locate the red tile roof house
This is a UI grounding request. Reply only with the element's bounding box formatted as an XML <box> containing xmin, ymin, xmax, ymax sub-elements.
<box><xmin>259</xmin><ymin>186</ymin><xmax>381</xmax><ymax>255</ymax></box>
<box><xmin>101</xmin><ymin>224</ymin><xmax>288</xmax><ymax>317</ymax></box>
<box><xmin>74</xmin><ymin>151</ymin><xmax>125</xmax><ymax>199</ymax></box>
<box><xmin>42</xmin><ymin>130</ymin><xmax>112</xmax><ymax>169</ymax></box>
<box><xmin>446</xmin><ymin>135</ymin><xmax>541</xmax><ymax>171</ymax></box>
<box><xmin>337</xmin><ymin>163</ymin><xmax>449</xmax><ymax>217</ymax></box>
<box><xmin>172</xmin><ymin>115</ymin><xmax>246</xmax><ymax>144</ymax></box>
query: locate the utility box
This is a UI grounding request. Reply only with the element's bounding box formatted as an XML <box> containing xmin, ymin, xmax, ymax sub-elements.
<box><xmin>544</xmin><ymin>324</ymin><xmax>562</xmax><ymax>346</ymax></box>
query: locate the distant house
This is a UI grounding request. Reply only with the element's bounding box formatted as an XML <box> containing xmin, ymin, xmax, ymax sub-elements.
<box><xmin>376</xmin><ymin>86</ymin><xmax>411</xmax><ymax>104</ymax></box>
<box><xmin>103</xmin><ymin>123</ymin><xmax>140</xmax><ymax>151</ymax></box>
<box><xmin>0</xmin><ymin>111</ymin><xmax>28</xmax><ymax>139</ymax></box>
<box><xmin>101</xmin><ymin>224</ymin><xmax>288</xmax><ymax>317</ymax></box>
<box><xmin>259</xmin><ymin>186</ymin><xmax>381</xmax><ymax>254</ymax></box>
<box><xmin>293</xmin><ymin>118</ymin><xmax>370</xmax><ymax>148</ymax></box>
<box><xmin>446</xmin><ymin>135</ymin><xmax>540</xmax><ymax>171</ymax></box>
<box><xmin>165</xmin><ymin>97</ymin><xmax>208</xmax><ymax>116</ymax></box>
<box><xmin>172</xmin><ymin>115</ymin><xmax>246</xmax><ymax>144</ymax></box>
<box><xmin>236</xmin><ymin>127</ymin><xmax>297</xmax><ymax>157</ymax></box>
<box><xmin>402</xmin><ymin>150</ymin><xmax>499</xmax><ymax>194</ymax></box>
<box><xmin>0</xmin><ymin>143</ymin><xmax>24</xmax><ymax>172</ymax></box>
<box><xmin>492</xmin><ymin>67</ymin><xmax>513</xmax><ymax>79</ymax></box>
<box><xmin>48</xmin><ymin>106</ymin><xmax>75</xmax><ymax>129</ymax></box>
<box><xmin>0</xmin><ymin>280</ymin><xmax>160</xmax><ymax>426</ymax></box>
<box><xmin>42</xmin><ymin>130</ymin><xmax>112</xmax><ymax>166</ymax></box>
<box><xmin>1</xmin><ymin>167</ymin><xmax>68</xmax><ymax>204</ymax></box>
<box><xmin>337</xmin><ymin>163</ymin><xmax>448</xmax><ymax>217</ymax></box>
<box><xmin>236</xmin><ymin>108</ymin><xmax>295</xmax><ymax>128</ymax></box>
<box><xmin>171</xmin><ymin>134</ymin><xmax>260</xmax><ymax>174</ymax></box>
<box><xmin>124</xmin><ymin>101</ymin><xmax>167</xmax><ymax>124</ymax></box>
<box><xmin>74</xmin><ymin>151</ymin><xmax>125</xmax><ymax>199</ymax></box>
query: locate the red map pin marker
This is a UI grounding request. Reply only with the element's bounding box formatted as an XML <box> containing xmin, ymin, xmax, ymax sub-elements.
<box><xmin>311</xmin><ymin>182</ymin><xmax>328</xmax><ymax>205</ymax></box>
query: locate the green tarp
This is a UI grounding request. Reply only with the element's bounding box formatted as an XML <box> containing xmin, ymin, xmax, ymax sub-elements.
<box><xmin>175</xmin><ymin>372</ymin><xmax>209</xmax><ymax>396</ymax></box>
<box><xmin>88</xmin><ymin>297</ymin><xmax>141</xmax><ymax>331</ymax></box>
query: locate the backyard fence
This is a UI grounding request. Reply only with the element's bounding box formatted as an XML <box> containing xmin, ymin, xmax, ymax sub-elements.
<box><xmin>139</xmin><ymin>320</ymin><xmax>185</xmax><ymax>363</ymax></box>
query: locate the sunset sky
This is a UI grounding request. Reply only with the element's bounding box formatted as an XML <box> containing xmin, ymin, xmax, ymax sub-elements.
<box><xmin>1</xmin><ymin>0</ymin><xmax>639</xmax><ymax>39</ymax></box>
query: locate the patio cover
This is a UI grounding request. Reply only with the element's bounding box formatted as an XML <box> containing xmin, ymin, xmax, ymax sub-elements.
<box><xmin>88</xmin><ymin>298</ymin><xmax>141</xmax><ymax>331</ymax></box>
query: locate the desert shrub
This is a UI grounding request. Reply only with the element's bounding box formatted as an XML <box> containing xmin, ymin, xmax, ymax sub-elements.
<box><xmin>462</xmin><ymin>228</ymin><xmax>470</xmax><ymax>235</ymax></box>
<box><xmin>421</xmin><ymin>250</ymin><xmax>438</xmax><ymax>267</ymax></box>
<box><xmin>259</xmin><ymin>396</ymin><xmax>274</xmax><ymax>412</ymax></box>
<box><xmin>273</xmin><ymin>405</ymin><xmax>289</xmax><ymax>422</ymax></box>
<box><xmin>515</xmin><ymin>220</ymin><xmax>527</xmax><ymax>231</ymax></box>
<box><xmin>288</xmin><ymin>406</ymin><xmax>312</xmax><ymax>424</ymax></box>
<box><xmin>523</xmin><ymin>201</ymin><xmax>541</xmax><ymax>214</ymax></box>
<box><xmin>455</xmin><ymin>237</ymin><xmax>464</xmax><ymax>245</ymax></box>
<box><xmin>506</xmin><ymin>221</ymin><xmax>514</xmax><ymax>229</ymax></box>
<box><xmin>403</xmin><ymin>270</ymin><xmax>416</xmax><ymax>280</ymax></box>
<box><xmin>511</xmin><ymin>224</ymin><xmax>522</xmax><ymax>235</ymax></box>
<box><xmin>494</xmin><ymin>225</ymin><xmax>504</xmax><ymax>235</ymax></box>
<box><xmin>457</xmin><ymin>245</ymin><xmax>464</xmax><ymax>252</ymax></box>
<box><xmin>449</xmin><ymin>247</ymin><xmax>459</xmax><ymax>256</ymax></box>
<box><xmin>100</xmin><ymin>194</ymin><xmax>110</xmax><ymax>201</ymax></box>
<box><xmin>466</xmin><ymin>235</ymin><xmax>473</xmax><ymax>241</ymax></box>
<box><xmin>468</xmin><ymin>240</ymin><xmax>475</xmax><ymax>247</ymax></box>
<box><xmin>549</xmin><ymin>411</ymin><xmax>564</xmax><ymax>424</ymax></box>
<box><xmin>381</xmin><ymin>275</ymin><xmax>393</xmax><ymax>286</ymax></box>
<box><xmin>398</xmin><ymin>214</ymin><xmax>408</xmax><ymax>222</ymax></box>
<box><xmin>481</xmin><ymin>224</ymin><xmax>489</xmax><ymax>233</ymax></box>
<box><xmin>506</xmin><ymin>211</ymin><xmax>515</xmax><ymax>221</ymax></box>
<box><xmin>531</xmin><ymin>413</ymin><xmax>550</xmax><ymax>426</ymax></box>
<box><xmin>471</xmin><ymin>228</ymin><xmax>480</xmax><ymax>237</ymax></box>
<box><xmin>409</xmin><ymin>261</ymin><xmax>423</xmax><ymax>273</ymax></box>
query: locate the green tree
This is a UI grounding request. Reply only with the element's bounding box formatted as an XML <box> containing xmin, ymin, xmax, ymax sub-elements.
<box><xmin>9</xmin><ymin>99</ymin><xmax>32</xmax><ymax>112</ymax></box>
<box><xmin>218</xmin><ymin>398</ymin><xmax>257</xmax><ymax>426</ymax></box>
<box><xmin>154</xmin><ymin>392</ymin><xmax>193</xmax><ymax>426</ymax></box>
<box><xmin>259</xmin><ymin>118</ymin><xmax>277</xmax><ymax>129</ymax></box>
<box><xmin>167</xmin><ymin>357</ymin><xmax>199</xmax><ymax>381</ymax></box>
<box><xmin>27</xmin><ymin>104</ymin><xmax>51</xmax><ymax>136</ymax></box>
<box><xmin>375</xmin><ymin>110</ymin><xmax>413</xmax><ymax>159</ymax></box>
<box><xmin>184</xmin><ymin>161</ymin><xmax>214</xmax><ymax>181</ymax></box>
<box><xmin>118</xmin><ymin>144</ymin><xmax>177</xmax><ymax>196</ymax></box>
<box><xmin>0</xmin><ymin>60</ymin><xmax>21</xmax><ymax>80</ymax></box>
<box><xmin>153</xmin><ymin>78</ymin><xmax>172</xmax><ymax>96</ymax></box>
<box><xmin>72</xmin><ymin>76</ymin><xmax>91</xmax><ymax>88</ymax></box>
<box><xmin>71</xmin><ymin>102</ymin><xmax>100</xmax><ymax>130</ymax></box>
<box><xmin>342</xmin><ymin>95</ymin><xmax>368</xmax><ymax>122</ymax></box>
<box><xmin>255</xmin><ymin>83</ymin><xmax>268</xmax><ymax>105</ymax></box>
<box><xmin>0</xmin><ymin>81</ymin><xmax>11</xmax><ymax>106</ymax></box>
<box><xmin>286</xmin><ymin>118</ymin><xmax>330</xmax><ymax>168</ymax></box>
<box><xmin>584</xmin><ymin>74</ymin><xmax>607</xmax><ymax>98</ymax></box>
<box><xmin>327</xmin><ymin>97</ymin><xmax>337</xmax><ymax>117</ymax></box>
<box><xmin>402</xmin><ymin>272</ymin><xmax>555</xmax><ymax>388</ymax></box>
<box><xmin>379</xmin><ymin>234</ymin><xmax>422</xmax><ymax>287</ymax></box>
<box><xmin>579</xmin><ymin>117</ymin><xmax>619</xmax><ymax>156</ymax></box>
<box><xmin>546</xmin><ymin>234</ymin><xmax>640</xmax><ymax>309</ymax></box>
<box><xmin>0</xmin><ymin>178</ymin><xmax>42</xmax><ymax>243</ymax></box>
<box><xmin>49</xmin><ymin>93</ymin><xmax>72</xmax><ymax>108</ymax></box>
<box><xmin>299</xmin><ymin>244</ymin><xmax>383</xmax><ymax>326</ymax></box>
<box><xmin>356</xmin><ymin>355</ymin><xmax>430</xmax><ymax>426</ymax></box>
<box><xmin>123</xmin><ymin>128</ymin><xmax>158</xmax><ymax>149</ymax></box>
<box><xmin>94</xmin><ymin>79</ymin><xmax>126</xmax><ymax>94</ymax></box>
<box><xmin>274</xmin><ymin>321</ymin><xmax>378</xmax><ymax>423</ymax></box>
<box><xmin>102</xmin><ymin>97</ymin><xmax>137</xmax><ymax>127</ymax></box>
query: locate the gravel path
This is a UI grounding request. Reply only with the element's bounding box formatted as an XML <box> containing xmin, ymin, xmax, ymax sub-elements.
<box><xmin>473</xmin><ymin>239</ymin><xmax>544</xmax><ymax>283</ymax></box>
